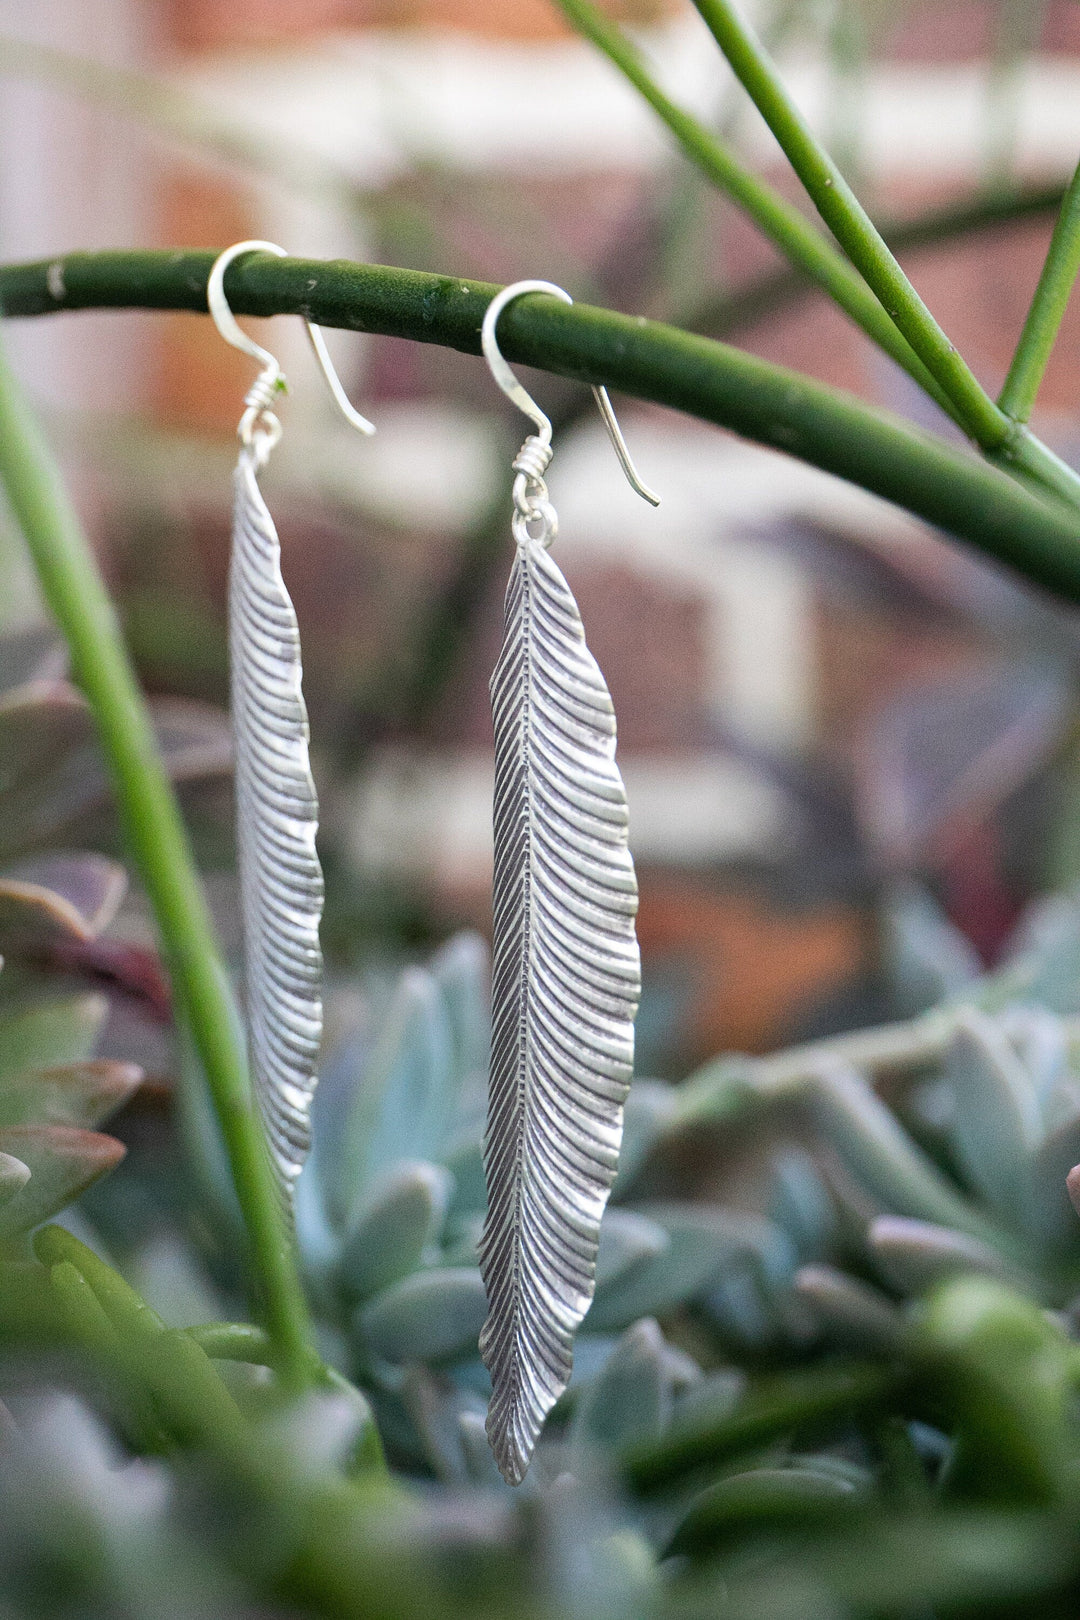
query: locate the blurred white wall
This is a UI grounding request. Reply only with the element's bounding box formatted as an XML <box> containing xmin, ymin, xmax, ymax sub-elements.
<box><xmin>0</xmin><ymin>0</ymin><xmax>155</xmax><ymax>414</ymax></box>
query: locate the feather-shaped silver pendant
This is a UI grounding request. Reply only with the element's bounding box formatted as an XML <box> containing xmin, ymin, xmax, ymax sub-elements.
<box><xmin>230</xmin><ymin>447</ymin><xmax>323</xmax><ymax>1210</ymax></box>
<box><xmin>479</xmin><ymin>533</ymin><xmax>641</xmax><ymax>1484</ymax></box>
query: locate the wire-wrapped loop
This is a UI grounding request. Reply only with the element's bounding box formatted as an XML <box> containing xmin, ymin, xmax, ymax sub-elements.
<box><xmin>511</xmin><ymin>433</ymin><xmax>557</xmax><ymax>548</ymax></box>
<box><xmin>237</xmin><ymin>366</ymin><xmax>284</xmax><ymax>464</ymax></box>
<box><xmin>512</xmin><ymin>497</ymin><xmax>558</xmax><ymax>550</ymax></box>
<box><xmin>512</xmin><ymin>434</ymin><xmax>553</xmax><ymax>484</ymax></box>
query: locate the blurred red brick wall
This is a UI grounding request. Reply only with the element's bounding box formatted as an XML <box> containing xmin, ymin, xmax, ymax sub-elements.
<box><xmin>164</xmin><ymin>0</ymin><xmax>678</xmax><ymax>51</ymax></box>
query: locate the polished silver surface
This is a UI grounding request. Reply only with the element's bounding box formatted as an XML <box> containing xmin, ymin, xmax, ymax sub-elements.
<box><xmin>477</xmin><ymin>280</ymin><xmax>653</xmax><ymax>1484</ymax></box>
<box><xmin>230</xmin><ymin>449</ymin><xmax>324</xmax><ymax>1206</ymax></box>
<box><xmin>479</xmin><ymin>525</ymin><xmax>641</xmax><ymax>1486</ymax></box>
<box><xmin>479</xmin><ymin>280</ymin><xmax>660</xmax><ymax>507</ymax></box>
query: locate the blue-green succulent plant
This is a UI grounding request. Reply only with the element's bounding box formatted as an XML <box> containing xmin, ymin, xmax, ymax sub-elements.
<box><xmin>280</xmin><ymin>932</ymin><xmax>791</xmax><ymax>1473</ymax></box>
<box><xmin>675</xmin><ymin>887</ymin><xmax>1080</xmax><ymax>1357</ymax></box>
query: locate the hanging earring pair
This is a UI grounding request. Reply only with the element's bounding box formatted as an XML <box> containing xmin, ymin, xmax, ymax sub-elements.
<box><xmin>207</xmin><ymin>250</ymin><xmax>652</xmax><ymax>1483</ymax></box>
<box><xmin>207</xmin><ymin>241</ymin><xmax>374</xmax><ymax>1213</ymax></box>
<box><xmin>477</xmin><ymin>281</ymin><xmax>658</xmax><ymax>1484</ymax></box>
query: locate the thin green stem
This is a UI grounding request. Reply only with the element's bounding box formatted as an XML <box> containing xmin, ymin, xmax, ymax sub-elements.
<box><xmin>552</xmin><ymin>0</ymin><xmax>957</xmax><ymax>419</ymax></box>
<box><xmin>688</xmin><ymin>179</ymin><xmax>1072</xmax><ymax>346</ymax></box>
<box><xmin>0</xmin><ymin>329</ymin><xmax>317</xmax><ymax>1384</ymax></box>
<box><xmin>999</xmin><ymin>158</ymin><xmax>1080</xmax><ymax>422</ymax></box>
<box><xmin>691</xmin><ymin>0</ymin><xmax>1012</xmax><ymax>451</ymax></box>
<box><xmin>3</xmin><ymin>250</ymin><xmax>1079</xmax><ymax>595</ymax></box>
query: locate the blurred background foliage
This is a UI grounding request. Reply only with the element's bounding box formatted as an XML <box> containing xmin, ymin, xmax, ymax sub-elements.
<box><xmin>3</xmin><ymin>0</ymin><xmax>1080</xmax><ymax>1614</ymax></box>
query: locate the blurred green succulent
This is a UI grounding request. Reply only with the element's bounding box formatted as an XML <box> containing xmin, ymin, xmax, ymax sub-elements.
<box><xmin>679</xmin><ymin>886</ymin><xmax>1080</xmax><ymax>1357</ymax></box>
<box><xmin>282</xmin><ymin>932</ymin><xmax>791</xmax><ymax>1475</ymax></box>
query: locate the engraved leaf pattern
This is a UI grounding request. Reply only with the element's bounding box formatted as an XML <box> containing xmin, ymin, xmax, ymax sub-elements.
<box><xmin>479</xmin><ymin>535</ymin><xmax>640</xmax><ymax>1485</ymax></box>
<box><xmin>230</xmin><ymin>449</ymin><xmax>323</xmax><ymax>1209</ymax></box>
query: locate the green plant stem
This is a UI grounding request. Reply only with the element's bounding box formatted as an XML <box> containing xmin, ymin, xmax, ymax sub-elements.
<box><xmin>551</xmin><ymin>0</ymin><xmax>956</xmax><ymax>418</ymax></box>
<box><xmin>5</xmin><ymin>250</ymin><xmax>1079</xmax><ymax>594</ymax></box>
<box><xmin>0</xmin><ymin>330</ymin><xmax>317</xmax><ymax>1385</ymax></box>
<box><xmin>689</xmin><ymin>179</ymin><xmax>1071</xmax><ymax>345</ymax></box>
<box><xmin>691</xmin><ymin>0</ymin><xmax>1014</xmax><ymax>452</ymax></box>
<box><xmin>999</xmin><ymin>158</ymin><xmax>1080</xmax><ymax>422</ymax></box>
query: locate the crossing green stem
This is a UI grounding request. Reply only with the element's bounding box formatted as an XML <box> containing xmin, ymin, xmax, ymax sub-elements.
<box><xmin>691</xmin><ymin>0</ymin><xmax>1013</xmax><ymax>451</ymax></box>
<box><xmin>999</xmin><ymin>158</ymin><xmax>1080</xmax><ymax>422</ymax></box>
<box><xmin>551</xmin><ymin>0</ymin><xmax>956</xmax><ymax>417</ymax></box>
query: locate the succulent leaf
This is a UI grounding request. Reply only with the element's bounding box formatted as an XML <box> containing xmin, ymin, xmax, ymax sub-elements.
<box><xmin>769</xmin><ymin>1147</ymin><xmax>837</xmax><ymax>1257</ymax></box>
<box><xmin>587</xmin><ymin>1206</ymin><xmax>794</xmax><ymax>1334</ymax></box>
<box><xmin>885</xmin><ymin>882</ymin><xmax>982</xmax><ymax>1015</ymax></box>
<box><xmin>337</xmin><ymin>1161</ymin><xmax>452</xmax><ymax>1302</ymax></box>
<box><xmin>429</xmin><ymin>932</ymin><xmax>490</xmax><ymax>1126</ymax></box>
<box><xmin>0</xmin><ymin>854</ymin><xmax>127</xmax><ymax>946</ymax></box>
<box><xmin>611</xmin><ymin>1078</ymin><xmax>676</xmax><ymax>1196</ymax></box>
<box><xmin>945</xmin><ymin>1011</ymin><xmax>1042</xmax><ymax>1223</ymax></box>
<box><xmin>666</xmin><ymin>1464</ymin><xmax>859</xmax><ymax>1558</ymax></box>
<box><xmin>357</xmin><ymin>1266</ymin><xmax>488</xmax><ymax>1364</ymax></box>
<box><xmin>0</xmin><ymin>1125</ymin><xmax>125</xmax><ymax>1239</ymax></box>
<box><xmin>794</xmin><ymin>1264</ymin><xmax>904</xmax><ymax>1352</ymax></box>
<box><xmin>868</xmin><ymin>1216</ymin><xmax>1011</xmax><ymax>1293</ymax></box>
<box><xmin>0</xmin><ymin>994</ymin><xmax>108</xmax><ymax>1076</ymax></box>
<box><xmin>594</xmin><ymin>1209</ymin><xmax>668</xmax><ymax>1292</ymax></box>
<box><xmin>336</xmin><ymin>968</ymin><xmax>455</xmax><ymax>1227</ymax></box>
<box><xmin>570</xmin><ymin>1319</ymin><xmax>673</xmax><ymax>1455</ymax></box>
<box><xmin>810</xmin><ymin>1065</ymin><xmax>1001</xmax><ymax>1243</ymax></box>
<box><xmin>0</xmin><ymin>1060</ymin><xmax>142</xmax><ymax>1131</ymax></box>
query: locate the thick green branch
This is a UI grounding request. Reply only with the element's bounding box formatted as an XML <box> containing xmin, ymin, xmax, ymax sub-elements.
<box><xmin>691</xmin><ymin>0</ymin><xmax>1012</xmax><ymax>451</ymax></box>
<box><xmin>0</xmin><ymin>322</ymin><xmax>318</xmax><ymax>1384</ymax></box>
<box><xmin>3</xmin><ymin>249</ymin><xmax>1079</xmax><ymax>600</ymax></box>
<box><xmin>999</xmin><ymin>157</ymin><xmax>1080</xmax><ymax>422</ymax></box>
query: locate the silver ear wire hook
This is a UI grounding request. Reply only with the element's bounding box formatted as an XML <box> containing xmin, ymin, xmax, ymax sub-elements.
<box><xmin>207</xmin><ymin>239</ymin><xmax>375</xmax><ymax>460</ymax></box>
<box><xmin>480</xmin><ymin>279</ymin><xmax>659</xmax><ymax>507</ymax></box>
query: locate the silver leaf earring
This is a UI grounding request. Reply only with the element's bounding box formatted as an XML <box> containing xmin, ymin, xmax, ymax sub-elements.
<box><xmin>207</xmin><ymin>241</ymin><xmax>375</xmax><ymax>1212</ymax></box>
<box><xmin>477</xmin><ymin>280</ymin><xmax>658</xmax><ymax>1484</ymax></box>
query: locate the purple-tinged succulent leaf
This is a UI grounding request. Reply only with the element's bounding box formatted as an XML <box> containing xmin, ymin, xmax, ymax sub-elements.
<box><xmin>0</xmin><ymin>682</ymin><xmax>97</xmax><ymax>861</ymax></box>
<box><xmin>794</xmin><ymin>1263</ymin><xmax>904</xmax><ymax>1352</ymax></box>
<box><xmin>0</xmin><ymin>1125</ymin><xmax>125</xmax><ymax>1238</ymax></box>
<box><xmin>0</xmin><ymin>854</ymin><xmax>127</xmax><ymax>946</ymax></box>
<box><xmin>145</xmin><ymin>698</ymin><xmax>232</xmax><ymax>784</ymax></box>
<box><xmin>0</xmin><ymin>1060</ymin><xmax>142</xmax><ymax>1132</ymax></box>
<box><xmin>0</xmin><ymin>686</ymin><xmax>231</xmax><ymax>864</ymax></box>
<box><xmin>869</xmin><ymin>1216</ymin><xmax>1011</xmax><ymax>1294</ymax></box>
